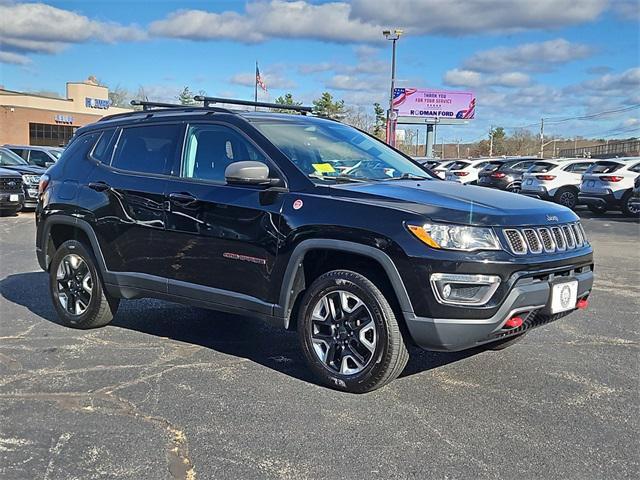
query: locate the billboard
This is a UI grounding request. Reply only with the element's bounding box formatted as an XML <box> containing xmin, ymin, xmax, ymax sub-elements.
<box><xmin>393</xmin><ymin>88</ymin><xmax>475</xmax><ymax>124</ymax></box>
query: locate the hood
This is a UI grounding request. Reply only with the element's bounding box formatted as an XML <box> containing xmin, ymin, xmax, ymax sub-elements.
<box><xmin>330</xmin><ymin>179</ymin><xmax>578</xmax><ymax>226</ymax></box>
<box><xmin>0</xmin><ymin>164</ymin><xmax>46</xmax><ymax>175</ymax></box>
<box><xmin>0</xmin><ymin>167</ymin><xmax>23</xmax><ymax>177</ymax></box>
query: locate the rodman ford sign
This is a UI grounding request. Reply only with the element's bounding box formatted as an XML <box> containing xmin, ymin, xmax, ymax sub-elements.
<box><xmin>85</xmin><ymin>97</ymin><xmax>111</xmax><ymax>109</ymax></box>
<box><xmin>393</xmin><ymin>88</ymin><xmax>475</xmax><ymax>125</ymax></box>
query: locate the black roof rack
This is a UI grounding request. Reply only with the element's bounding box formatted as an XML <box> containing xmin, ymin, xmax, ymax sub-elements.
<box><xmin>194</xmin><ymin>96</ymin><xmax>313</xmax><ymax>114</ymax></box>
<box><xmin>130</xmin><ymin>100</ymin><xmax>191</xmax><ymax>111</ymax></box>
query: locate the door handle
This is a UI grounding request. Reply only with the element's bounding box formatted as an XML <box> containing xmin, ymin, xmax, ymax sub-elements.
<box><xmin>168</xmin><ymin>192</ymin><xmax>197</xmax><ymax>204</ymax></box>
<box><xmin>88</xmin><ymin>181</ymin><xmax>110</xmax><ymax>192</ymax></box>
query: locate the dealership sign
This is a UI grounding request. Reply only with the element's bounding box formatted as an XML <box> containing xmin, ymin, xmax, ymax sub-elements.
<box><xmin>393</xmin><ymin>88</ymin><xmax>475</xmax><ymax>124</ymax></box>
<box><xmin>54</xmin><ymin>114</ymin><xmax>74</xmax><ymax>124</ymax></box>
<box><xmin>85</xmin><ymin>97</ymin><xmax>111</xmax><ymax>109</ymax></box>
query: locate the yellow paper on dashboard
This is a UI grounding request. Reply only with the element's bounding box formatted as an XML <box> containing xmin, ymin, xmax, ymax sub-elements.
<box><xmin>312</xmin><ymin>163</ymin><xmax>335</xmax><ymax>174</ymax></box>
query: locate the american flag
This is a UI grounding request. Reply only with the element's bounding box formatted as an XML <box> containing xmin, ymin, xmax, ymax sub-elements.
<box><xmin>256</xmin><ymin>64</ymin><xmax>267</xmax><ymax>92</ymax></box>
<box><xmin>392</xmin><ymin>88</ymin><xmax>417</xmax><ymax>107</ymax></box>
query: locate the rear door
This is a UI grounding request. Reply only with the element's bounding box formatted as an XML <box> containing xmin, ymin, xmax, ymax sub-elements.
<box><xmin>162</xmin><ymin>122</ymin><xmax>286</xmax><ymax>308</ymax></box>
<box><xmin>89</xmin><ymin>123</ymin><xmax>182</xmax><ymax>281</ymax></box>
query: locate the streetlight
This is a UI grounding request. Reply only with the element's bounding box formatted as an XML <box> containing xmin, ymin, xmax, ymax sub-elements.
<box><xmin>383</xmin><ymin>29</ymin><xmax>403</xmax><ymax>147</ymax></box>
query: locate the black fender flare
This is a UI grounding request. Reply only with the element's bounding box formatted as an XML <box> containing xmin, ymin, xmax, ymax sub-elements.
<box><xmin>276</xmin><ymin>239</ymin><xmax>414</xmax><ymax>329</ymax></box>
<box><xmin>39</xmin><ymin>216</ymin><xmax>108</xmax><ymax>273</ymax></box>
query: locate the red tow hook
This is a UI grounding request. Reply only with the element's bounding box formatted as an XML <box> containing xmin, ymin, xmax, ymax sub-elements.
<box><xmin>504</xmin><ymin>316</ymin><xmax>524</xmax><ymax>328</ymax></box>
<box><xmin>576</xmin><ymin>299</ymin><xmax>589</xmax><ymax>310</ymax></box>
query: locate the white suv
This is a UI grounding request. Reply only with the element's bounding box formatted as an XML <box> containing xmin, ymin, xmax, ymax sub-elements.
<box><xmin>521</xmin><ymin>158</ymin><xmax>594</xmax><ymax>209</ymax></box>
<box><xmin>432</xmin><ymin>160</ymin><xmax>456</xmax><ymax>179</ymax></box>
<box><xmin>578</xmin><ymin>157</ymin><xmax>640</xmax><ymax>216</ymax></box>
<box><xmin>445</xmin><ymin>159</ymin><xmax>490</xmax><ymax>184</ymax></box>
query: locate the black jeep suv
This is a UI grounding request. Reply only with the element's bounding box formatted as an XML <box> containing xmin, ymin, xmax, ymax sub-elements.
<box><xmin>36</xmin><ymin>98</ymin><xmax>594</xmax><ymax>393</ymax></box>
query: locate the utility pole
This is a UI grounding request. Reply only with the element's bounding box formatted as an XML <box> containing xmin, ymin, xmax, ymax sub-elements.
<box><xmin>441</xmin><ymin>136</ymin><xmax>445</xmax><ymax>159</ymax></box>
<box><xmin>383</xmin><ymin>29</ymin><xmax>403</xmax><ymax>147</ymax></box>
<box><xmin>539</xmin><ymin>117</ymin><xmax>544</xmax><ymax>158</ymax></box>
<box><xmin>489</xmin><ymin>126</ymin><xmax>494</xmax><ymax>157</ymax></box>
<box><xmin>415</xmin><ymin>128</ymin><xmax>419</xmax><ymax>156</ymax></box>
<box><xmin>456</xmin><ymin>138</ymin><xmax>460</xmax><ymax>158</ymax></box>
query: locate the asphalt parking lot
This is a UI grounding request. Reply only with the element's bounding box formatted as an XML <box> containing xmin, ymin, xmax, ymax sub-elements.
<box><xmin>0</xmin><ymin>210</ymin><xmax>638</xmax><ymax>480</ymax></box>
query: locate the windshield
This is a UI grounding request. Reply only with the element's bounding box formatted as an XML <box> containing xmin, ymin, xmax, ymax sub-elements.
<box><xmin>252</xmin><ymin>119</ymin><xmax>432</xmax><ymax>182</ymax></box>
<box><xmin>586</xmin><ymin>161</ymin><xmax>622</xmax><ymax>174</ymax></box>
<box><xmin>528</xmin><ymin>162</ymin><xmax>557</xmax><ymax>173</ymax></box>
<box><xmin>0</xmin><ymin>148</ymin><xmax>28</xmax><ymax>166</ymax></box>
<box><xmin>49</xmin><ymin>149</ymin><xmax>63</xmax><ymax>159</ymax></box>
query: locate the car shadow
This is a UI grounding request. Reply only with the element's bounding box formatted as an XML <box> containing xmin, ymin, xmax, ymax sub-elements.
<box><xmin>575</xmin><ymin>208</ymin><xmax>639</xmax><ymax>224</ymax></box>
<box><xmin>0</xmin><ymin>271</ymin><xmax>480</xmax><ymax>387</ymax></box>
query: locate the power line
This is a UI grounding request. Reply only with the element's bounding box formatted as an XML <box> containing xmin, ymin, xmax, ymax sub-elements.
<box><xmin>499</xmin><ymin>104</ymin><xmax>640</xmax><ymax>130</ymax></box>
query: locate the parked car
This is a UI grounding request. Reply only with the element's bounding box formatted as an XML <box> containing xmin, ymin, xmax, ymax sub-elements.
<box><xmin>0</xmin><ymin>147</ymin><xmax>46</xmax><ymax>209</ymax></box>
<box><xmin>412</xmin><ymin>157</ymin><xmax>440</xmax><ymax>169</ymax></box>
<box><xmin>432</xmin><ymin>160</ymin><xmax>457</xmax><ymax>179</ymax></box>
<box><xmin>630</xmin><ymin>175</ymin><xmax>640</xmax><ymax>214</ymax></box>
<box><xmin>521</xmin><ymin>159</ymin><xmax>594</xmax><ymax>209</ymax></box>
<box><xmin>4</xmin><ymin>145</ymin><xmax>63</xmax><ymax>168</ymax></box>
<box><xmin>444</xmin><ymin>159</ymin><xmax>491</xmax><ymax>185</ymax></box>
<box><xmin>477</xmin><ymin>158</ymin><xmax>540</xmax><ymax>193</ymax></box>
<box><xmin>36</xmin><ymin>98</ymin><xmax>593</xmax><ymax>393</ymax></box>
<box><xmin>0</xmin><ymin>167</ymin><xmax>24</xmax><ymax>216</ymax></box>
<box><xmin>578</xmin><ymin>158</ymin><xmax>640</xmax><ymax>216</ymax></box>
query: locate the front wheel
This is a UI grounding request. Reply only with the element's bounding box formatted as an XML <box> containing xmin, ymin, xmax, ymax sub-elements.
<box><xmin>49</xmin><ymin>240</ymin><xmax>119</xmax><ymax>329</ymax></box>
<box><xmin>297</xmin><ymin>270</ymin><xmax>409</xmax><ymax>393</ymax></box>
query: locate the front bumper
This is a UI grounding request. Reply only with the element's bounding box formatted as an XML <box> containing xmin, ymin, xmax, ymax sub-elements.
<box><xmin>404</xmin><ymin>266</ymin><xmax>593</xmax><ymax>351</ymax></box>
<box><xmin>0</xmin><ymin>192</ymin><xmax>25</xmax><ymax>210</ymax></box>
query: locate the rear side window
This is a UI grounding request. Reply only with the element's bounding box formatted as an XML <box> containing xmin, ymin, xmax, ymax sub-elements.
<box><xmin>563</xmin><ymin>162</ymin><xmax>592</xmax><ymax>173</ymax></box>
<box><xmin>112</xmin><ymin>124</ymin><xmax>181</xmax><ymax>175</ymax></box>
<box><xmin>91</xmin><ymin>128</ymin><xmax>118</xmax><ymax>164</ymax></box>
<box><xmin>58</xmin><ymin>132</ymin><xmax>101</xmax><ymax>164</ymax></box>
<box><xmin>528</xmin><ymin>162</ymin><xmax>557</xmax><ymax>173</ymax></box>
<box><xmin>586</xmin><ymin>162</ymin><xmax>623</xmax><ymax>174</ymax></box>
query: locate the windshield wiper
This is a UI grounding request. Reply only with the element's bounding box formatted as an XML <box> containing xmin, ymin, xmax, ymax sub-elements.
<box><xmin>383</xmin><ymin>173</ymin><xmax>431</xmax><ymax>181</ymax></box>
<box><xmin>309</xmin><ymin>174</ymin><xmax>376</xmax><ymax>184</ymax></box>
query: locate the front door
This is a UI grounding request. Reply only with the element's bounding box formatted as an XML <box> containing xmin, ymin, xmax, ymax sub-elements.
<box><xmin>163</xmin><ymin>123</ymin><xmax>286</xmax><ymax>308</ymax></box>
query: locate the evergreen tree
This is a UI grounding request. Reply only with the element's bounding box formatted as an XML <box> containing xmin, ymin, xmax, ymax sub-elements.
<box><xmin>312</xmin><ymin>92</ymin><xmax>346</xmax><ymax>119</ymax></box>
<box><xmin>373</xmin><ymin>102</ymin><xmax>386</xmax><ymax>138</ymax></box>
<box><xmin>272</xmin><ymin>93</ymin><xmax>303</xmax><ymax>114</ymax></box>
<box><xmin>177</xmin><ymin>86</ymin><xmax>195</xmax><ymax>105</ymax></box>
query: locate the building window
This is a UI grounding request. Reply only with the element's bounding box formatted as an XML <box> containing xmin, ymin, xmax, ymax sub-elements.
<box><xmin>29</xmin><ymin>123</ymin><xmax>77</xmax><ymax>147</ymax></box>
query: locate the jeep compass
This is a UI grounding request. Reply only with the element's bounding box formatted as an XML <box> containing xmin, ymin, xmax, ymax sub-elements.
<box><xmin>36</xmin><ymin>97</ymin><xmax>594</xmax><ymax>393</ymax></box>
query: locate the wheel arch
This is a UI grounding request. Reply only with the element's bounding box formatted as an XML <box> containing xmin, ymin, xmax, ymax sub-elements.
<box><xmin>41</xmin><ymin>216</ymin><xmax>106</xmax><ymax>273</ymax></box>
<box><xmin>277</xmin><ymin>240</ymin><xmax>413</xmax><ymax>330</ymax></box>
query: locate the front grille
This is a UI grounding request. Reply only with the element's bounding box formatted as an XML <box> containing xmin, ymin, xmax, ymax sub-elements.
<box><xmin>0</xmin><ymin>177</ymin><xmax>22</xmax><ymax>192</ymax></box>
<box><xmin>502</xmin><ymin>222</ymin><xmax>587</xmax><ymax>255</ymax></box>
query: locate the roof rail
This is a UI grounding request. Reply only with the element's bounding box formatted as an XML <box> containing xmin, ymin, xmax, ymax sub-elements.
<box><xmin>130</xmin><ymin>100</ymin><xmax>187</xmax><ymax>111</ymax></box>
<box><xmin>194</xmin><ymin>96</ymin><xmax>313</xmax><ymax>114</ymax></box>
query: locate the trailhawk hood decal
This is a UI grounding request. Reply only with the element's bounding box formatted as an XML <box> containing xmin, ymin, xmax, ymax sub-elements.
<box><xmin>331</xmin><ymin>180</ymin><xmax>578</xmax><ymax>227</ymax></box>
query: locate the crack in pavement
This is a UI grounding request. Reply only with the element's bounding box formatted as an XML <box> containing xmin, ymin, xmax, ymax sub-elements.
<box><xmin>0</xmin><ymin>391</ymin><xmax>196</xmax><ymax>480</ymax></box>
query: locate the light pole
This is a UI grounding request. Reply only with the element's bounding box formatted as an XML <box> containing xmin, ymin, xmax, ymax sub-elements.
<box><xmin>383</xmin><ymin>29</ymin><xmax>403</xmax><ymax>147</ymax></box>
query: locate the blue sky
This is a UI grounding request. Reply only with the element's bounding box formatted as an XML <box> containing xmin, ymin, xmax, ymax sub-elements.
<box><xmin>1</xmin><ymin>0</ymin><xmax>639</xmax><ymax>142</ymax></box>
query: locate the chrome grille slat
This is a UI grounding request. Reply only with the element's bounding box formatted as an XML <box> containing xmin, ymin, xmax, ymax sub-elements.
<box><xmin>503</xmin><ymin>222</ymin><xmax>586</xmax><ymax>255</ymax></box>
<box><xmin>503</xmin><ymin>229</ymin><xmax>527</xmax><ymax>254</ymax></box>
<box><xmin>523</xmin><ymin>229</ymin><xmax>542</xmax><ymax>254</ymax></box>
<box><xmin>562</xmin><ymin>225</ymin><xmax>576</xmax><ymax>249</ymax></box>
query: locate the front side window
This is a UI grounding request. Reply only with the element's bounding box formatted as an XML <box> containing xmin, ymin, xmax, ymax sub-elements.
<box><xmin>252</xmin><ymin>119</ymin><xmax>431</xmax><ymax>182</ymax></box>
<box><xmin>112</xmin><ymin>124</ymin><xmax>180</xmax><ymax>175</ymax></box>
<box><xmin>182</xmin><ymin>124</ymin><xmax>267</xmax><ymax>183</ymax></box>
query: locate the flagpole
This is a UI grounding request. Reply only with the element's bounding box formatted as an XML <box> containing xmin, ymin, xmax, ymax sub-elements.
<box><xmin>254</xmin><ymin>61</ymin><xmax>258</xmax><ymax>111</ymax></box>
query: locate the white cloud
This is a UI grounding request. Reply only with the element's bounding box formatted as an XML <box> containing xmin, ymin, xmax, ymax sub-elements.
<box><xmin>149</xmin><ymin>1</ymin><xmax>382</xmax><ymax>43</ymax></box>
<box><xmin>579</xmin><ymin>67</ymin><xmax>640</xmax><ymax>92</ymax></box>
<box><xmin>463</xmin><ymin>39</ymin><xmax>593</xmax><ymax>73</ymax></box>
<box><xmin>0</xmin><ymin>50</ymin><xmax>30</xmax><ymax>65</ymax></box>
<box><xmin>349</xmin><ymin>0</ymin><xmax>608</xmax><ymax>35</ymax></box>
<box><xmin>326</xmin><ymin>74</ymin><xmax>374</xmax><ymax>91</ymax></box>
<box><xmin>443</xmin><ymin>69</ymin><xmax>530</xmax><ymax>88</ymax></box>
<box><xmin>0</xmin><ymin>2</ymin><xmax>145</xmax><ymax>64</ymax></box>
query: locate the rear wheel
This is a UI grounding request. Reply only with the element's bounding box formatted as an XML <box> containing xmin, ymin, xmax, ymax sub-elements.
<box><xmin>507</xmin><ymin>183</ymin><xmax>521</xmax><ymax>193</ymax></box>
<box><xmin>588</xmin><ymin>204</ymin><xmax>607</xmax><ymax>214</ymax></box>
<box><xmin>49</xmin><ymin>240</ymin><xmax>119</xmax><ymax>329</ymax></box>
<box><xmin>621</xmin><ymin>191</ymin><xmax>639</xmax><ymax>217</ymax></box>
<box><xmin>297</xmin><ymin>270</ymin><xmax>409</xmax><ymax>393</ymax></box>
<box><xmin>554</xmin><ymin>187</ymin><xmax>578</xmax><ymax>209</ymax></box>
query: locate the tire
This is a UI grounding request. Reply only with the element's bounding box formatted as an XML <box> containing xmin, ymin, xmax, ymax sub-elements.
<box><xmin>621</xmin><ymin>191</ymin><xmax>640</xmax><ymax>217</ymax></box>
<box><xmin>507</xmin><ymin>183</ymin><xmax>521</xmax><ymax>194</ymax></box>
<box><xmin>588</xmin><ymin>204</ymin><xmax>607</xmax><ymax>214</ymax></box>
<box><xmin>487</xmin><ymin>332</ymin><xmax>527</xmax><ymax>351</ymax></box>
<box><xmin>297</xmin><ymin>270</ymin><xmax>409</xmax><ymax>393</ymax></box>
<box><xmin>553</xmin><ymin>187</ymin><xmax>578</xmax><ymax>210</ymax></box>
<box><xmin>0</xmin><ymin>208</ymin><xmax>19</xmax><ymax>216</ymax></box>
<box><xmin>49</xmin><ymin>240</ymin><xmax>119</xmax><ymax>329</ymax></box>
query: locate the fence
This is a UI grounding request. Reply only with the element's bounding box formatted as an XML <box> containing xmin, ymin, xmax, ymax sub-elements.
<box><xmin>559</xmin><ymin>140</ymin><xmax>640</xmax><ymax>159</ymax></box>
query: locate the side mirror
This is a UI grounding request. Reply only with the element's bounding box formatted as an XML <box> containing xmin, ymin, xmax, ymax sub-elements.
<box><xmin>225</xmin><ymin>161</ymin><xmax>281</xmax><ymax>187</ymax></box>
<box><xmin>45</xmin><ymin>162</ymin><xmax>55</xmax><ymax>168</ymax></box>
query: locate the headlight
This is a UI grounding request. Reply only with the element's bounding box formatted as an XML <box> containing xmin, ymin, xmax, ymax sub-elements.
<box><xmin>407</xmin><ymin>222</ymin><xmax>501</xmax><ymax>251</ymax></box>
<box><xmin>22</xmin><ymin>174</ymin><xmax>41</xmax><ymax>185</ymax></box>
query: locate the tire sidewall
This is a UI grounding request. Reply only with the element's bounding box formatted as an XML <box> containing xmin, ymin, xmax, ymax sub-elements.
<box><xmin>298</xmin><ymin>272</ymin><xmax>391</xmax><ymax>392</ymax></box>
<box><xmin>555</xmin><ymin>188</ymin><xmax>577</xmax><ymax>209</ymax></box>
<box><xmin>49</xmin><ymin>240</ymin><xmax>104</xmax><ymax>328</ymax></box>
